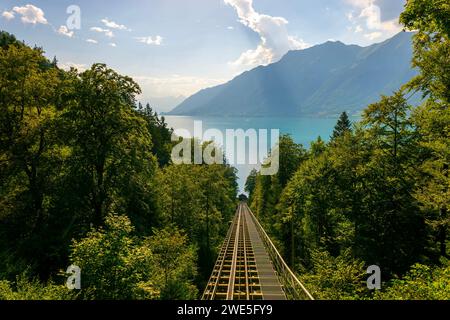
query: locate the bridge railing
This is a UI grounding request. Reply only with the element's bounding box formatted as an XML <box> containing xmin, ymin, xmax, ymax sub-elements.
<box><xmin>246</xmin><ymin>205</ymin><xmax>315</xmax><ymax>300</ymax></box>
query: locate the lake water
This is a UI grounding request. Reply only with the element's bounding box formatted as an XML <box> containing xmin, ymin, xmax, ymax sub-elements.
<box><xmin>164</xmin><ymin>116</ymin><xmax>349</xmax><ymax>193</ymax></box>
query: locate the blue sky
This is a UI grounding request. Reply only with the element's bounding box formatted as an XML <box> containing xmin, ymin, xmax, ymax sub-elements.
<box><xmin>0</xmin><ymin>0</ymin><xmax>406</xmax><ymax>111</ymax></box>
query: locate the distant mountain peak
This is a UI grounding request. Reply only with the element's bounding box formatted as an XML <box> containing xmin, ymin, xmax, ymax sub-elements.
<box><xmin>324</xmin><ymin>39</ymin><xmax>345</xmax><ymax>45</ymax></box>
<box><xmin>169</xmin><ymin>32</ymin><xmax>417</xmax><ymax>117</ymax></box>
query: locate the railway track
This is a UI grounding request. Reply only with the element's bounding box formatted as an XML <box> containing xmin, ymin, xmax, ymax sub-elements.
<box><xmin>202</xmin><ymin>203</ymin><xmax>295</xmax><ymax>300</ymax></box>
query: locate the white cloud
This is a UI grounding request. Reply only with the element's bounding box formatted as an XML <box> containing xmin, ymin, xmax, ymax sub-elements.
<box><xmin>346</xmin><ymin>0</ymin><xmax>372</xmax><ymax>8</ymax></box>
<box><xmin>133</xmin><ymin>75</ymin><xmax>227</xmax><ymax>97</ymax></box>
<box><xmin>60</xmin><ymin>62</ymin><xmax>87</xmax><ymax>72</ymax></box>
<box><xmin>109</xmin><ymin>43</ymin><xmax>117</xmax><ymax>47</ymax></box>
<box><xmin>346</xmin><ymin>0</ymin><xmax>402</xmax><ymax>39</ymax></box>
<box><xmin>105</xmin><ymin>30</ymin><xmax>114</xmax><ymax>38</ymax></box>
<box><xmin>86</xmin><ymin>39</ymin><xmax>98</xmax><ymax>44</ymax></box>
<box><xmin>101</xmin><ymin>18</ymin><xmax>129</xmax><ymax>31</ymax></box>
<box><xmin>12</xmin><ymin>4</ymin><xmax>47</xmax><ymax>25</ymax></box>
<box><xmin>2</xmin><ymin>11</ymin><xmax>15</xmax><ymax>20</ymax></box>
<box><xmin>346</xmin><ymin>11</ymin><xmax>354</xmax><ymax>21</ymax></box>
<box><xmin>360</xmin><ymin>4</ymin><xmax>400</xmax><ymax>32</ymax></box>
<box><xmin>227</xmin><ymin>26</ymin><xmax>234</xmax><ymax>30</ymax></box>
<box><xmin>224</xmin><ymin>0</ymin><xmax>309</xmax><ymax>69</ymax></box>
<box><xmin>135</xmin><ymin>36</ymin><xmax>163</xmax><ymax>45</ymax></box>
<box><xmin>232</xmin><ymin>44</ymin><xmax>273</xmax><ymax>67</ymax></box>
<box><xmin>90</xmin><ymin>27</ymin><xmax>114</xmax><ymax>38</ymax></box>
<box><xmin>364</xmin><ymin>31</ymin><xmax>382</xmax><ymax>40</ymax></box>
<box><xmin>57</xmin><ymin>25</ymin><xmax>74</xmax><ymax>38</ymax></box>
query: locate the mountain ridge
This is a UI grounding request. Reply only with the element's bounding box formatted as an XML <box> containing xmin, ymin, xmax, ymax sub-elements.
<box><xmin>169</xmin><ymin>32</ymin><xmax>417</xmax><ymax>117</ymax></box>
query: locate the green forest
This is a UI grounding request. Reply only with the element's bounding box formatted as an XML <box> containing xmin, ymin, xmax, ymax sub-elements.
<box><xmin>0</xmin><ymin>30</ymin><xmax>238</xmax><ymax>299</ymax></box>
<box><xmin>246</xmin><ymin>0</ymin><xmax>449</xmax><ymax>300</ymax></box>
<box><xmin>0</xmin><ymin>0</ymin><xmax>449</xmax><ymax>300</ymax></box>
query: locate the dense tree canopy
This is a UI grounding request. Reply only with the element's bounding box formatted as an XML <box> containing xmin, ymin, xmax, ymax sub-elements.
<box><xmin>0</xmin><ymin>33</ymin><xmax>238</xmax><ymax>299</ymax></box>
<box><xmin>246</xmin><ymin>0</ymin><xmax>449</xmax><ymax>299</ymax></box>
<box><xmin>0</xmin><ymin>0</ymin><xmax>448</xmax><ymax>300</ymax></box>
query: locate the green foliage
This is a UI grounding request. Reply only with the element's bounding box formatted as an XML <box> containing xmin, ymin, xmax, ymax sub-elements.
<box><xmin>157</xmin><ymin>161</ymin><xmax>237</xmax><ymax>281</ymax></box>
<box><xmin>0</xmin><ymin>44</ymin><xmax>165</xmax><ymax>278</ymax></box>
<box><xmin>137</xmin><ymin>103</ymin><xmax>173</xmax><ymax>167</ymax></box>
<box><xmin>0</xmin><ymin>35</ymin><xmax>237</xmax><ymax>299</ymax></box>
<box><xmin>255</xmin><ymin>91</ymin><xmax>427</xmax><ymax>279</ymax></box>
<box><xmin>276</xmin><ymin>147</ymin><xmax>355</xmax><ymax>266</ymax></box>
<box><xmin>0</xmin><ymin>275</ymin><xmax>75</xmax><ymax>300</ymax></box>
<box><xmin>246</xmin><ymin>0</ymin><xmax>450</xmax><ymax>295</ymax></box>
<box><xmin>70</xmin><ymin>214</ymin><xmax>156</xmax><ymax>299</ymax></box>
<box><xmin>400</xmin><ymin>0</ymin><xmax>450</xmax><ymax>38</ymax></box>
<box><xmin>70</xmin><ymin>214</ymin><xmax>198</xmax><ymax>300</ymax></box>
<box><xmin>148</xmin><ymin>228</ymin><xmax>198</xmax><ymax>300</ymax></box>
<box><xmin>331</xmin><ymin>111</ymin><xmax>352</xmax><ymax>141</ymax></box>
<box><xmin>249</xmin><ymin>135</ymin><xmax>306</xmax><ymax>223</ymax></box>
<box><xmin>277</xmin><ymin>135</ymin><xmax>307</xmax><ymax>188</ymax></box>
<box><xmin>0</xmin><ymin>30</ymin><xmax>20</xmax><ymax>48</ymax></box>
<box><xmin>412</xmin><ymin>101</ymin><xmax>450</xmax><ymax>258</ymax></box>
<box><xmin>301</xmin><ymin>250</ymin><xmax>367</xmax><ymax>300</ymax></box>
<box><xmin>245</xmin><ymin>169</ymin><xmax>258</xmax><ymax>197</ymax></box>
<box><xmin>375</xmin><ymin>263</ymin><xmax>450</xmax><ymax>300</ymax></box>
<box><xmin>400</xmin><ymin>0</ymin><xmax>450</xmax><ymax>102</ymax></box>
<box><xmin>363</xmin><ymin>91</ymin><xmax>414</xmax><ymax>161</ymax></box>
<box><xmin>401</xmin><ymin>0</ymin><xmax>450</xmax><ymax>258</ymax></box>
<box><xmin>1</xmin><ymin>0</ymin><xmax>448</xmax><ymax>300</ymax></box>
<box><xmin>358</xmin><ymin>91</ymin><xmax>426</xmax><ymax>274</ymax></box>
<box><xmin>63</xmin><ymin>63</ymin><xmax>158</xmax><ymax>227</ymax></box>
<box><xmin>0</xmin><ymin>41</ymin><xmax>68</xmax><ymax>276</ymax></box>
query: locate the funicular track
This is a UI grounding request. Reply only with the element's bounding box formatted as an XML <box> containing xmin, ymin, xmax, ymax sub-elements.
<box><xmin>202</xmin><ymin>202</ymin><xmax>314</xmax><ymax>300</ymax></box>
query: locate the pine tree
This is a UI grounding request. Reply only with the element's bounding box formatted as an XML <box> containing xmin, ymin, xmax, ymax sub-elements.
<box><xmin>0</xmin><ymin>31</ymin><xmax>18</xmax><ymax>48</ymax></box>
<box><xmin>51</xmin><ymin>56</ymin><xmax>58</xmax><ymax>68</ymax></box>
<box><xmin>245</xmin><ymin>169</ymin><xmax>258</xmax><ymax>196</ymax></box>
<box><xmin>331</xmin><ymin>112</ymin><xmax>352</xmax><ymax>141</ymax></box>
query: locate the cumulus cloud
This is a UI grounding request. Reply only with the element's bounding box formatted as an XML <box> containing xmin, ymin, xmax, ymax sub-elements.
<box><xmin>345</xmin><ymin>0</ymin><xmax>402</xmax><ymax>40</ymax></box>
<box><xmin>86</xmin><ymin>39</ymin><xmax>98</xmax><ymax>44</ymax></box>
<box><xmin>57</xmin><ymin>25</ymin><xmax>74</xmax><ymax>38</ymax></box>
<box><xmin>360</xmin><ymin>3</ymin><xmax>400</xmax><ymax>32</ymax></box>
<box><xmin>12</xmin><ymin>4</ymin><xmax>47</xmax><ymax>24</ymax></box>
<box><xmin>224</xmin><ymin>0</ymin><xmax>308</xmax><ymax>69</ymax></box>
<box><xmin>135</xmin><ymin>36</ymin><xmax>163</xmax><ymax>45</ymax></box>
<box><xmin>109</xmin><ymin>43</ymin><xmax>117</xmax><ymax>47</ymax></box>
<box><xmin>90</xmin><ymin>27</ymin><xmax>114</xmax><ymax>38</ymax></box>
<box><xmin>101</xmin><ymin>18</ymin><xmax>129</xmax><ymax>31</ymax></box>
<box><xmin>2</xmin><ymin>11</ymin><xmax>15</xmax><ymax>20</ymax></box>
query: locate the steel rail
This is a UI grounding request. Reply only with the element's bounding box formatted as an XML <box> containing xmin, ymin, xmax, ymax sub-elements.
<box><xmin>226</xmin><ymin>204</ymin><xmax>241</xmax><ymax>299</ymax></box>
<box><xmin>201</xmin><ymin>209</ymin><xmax>238</xmax><ymax>300</ymax></box>
<box><xmin>244</xmin><ymin>203</ymin><xmax>315</xmax><ymax>300</ymax></box>
<box><xmin>242</xmin><ymin>206</ymin><xmax>250</xmax><ymax>300</ymax></box>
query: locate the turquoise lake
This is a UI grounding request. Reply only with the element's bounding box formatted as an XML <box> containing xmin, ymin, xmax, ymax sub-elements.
<box><xmin>164</xmin><ymin>116</ymin><xmax>356</xmax><ymax>193</ymax></box>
